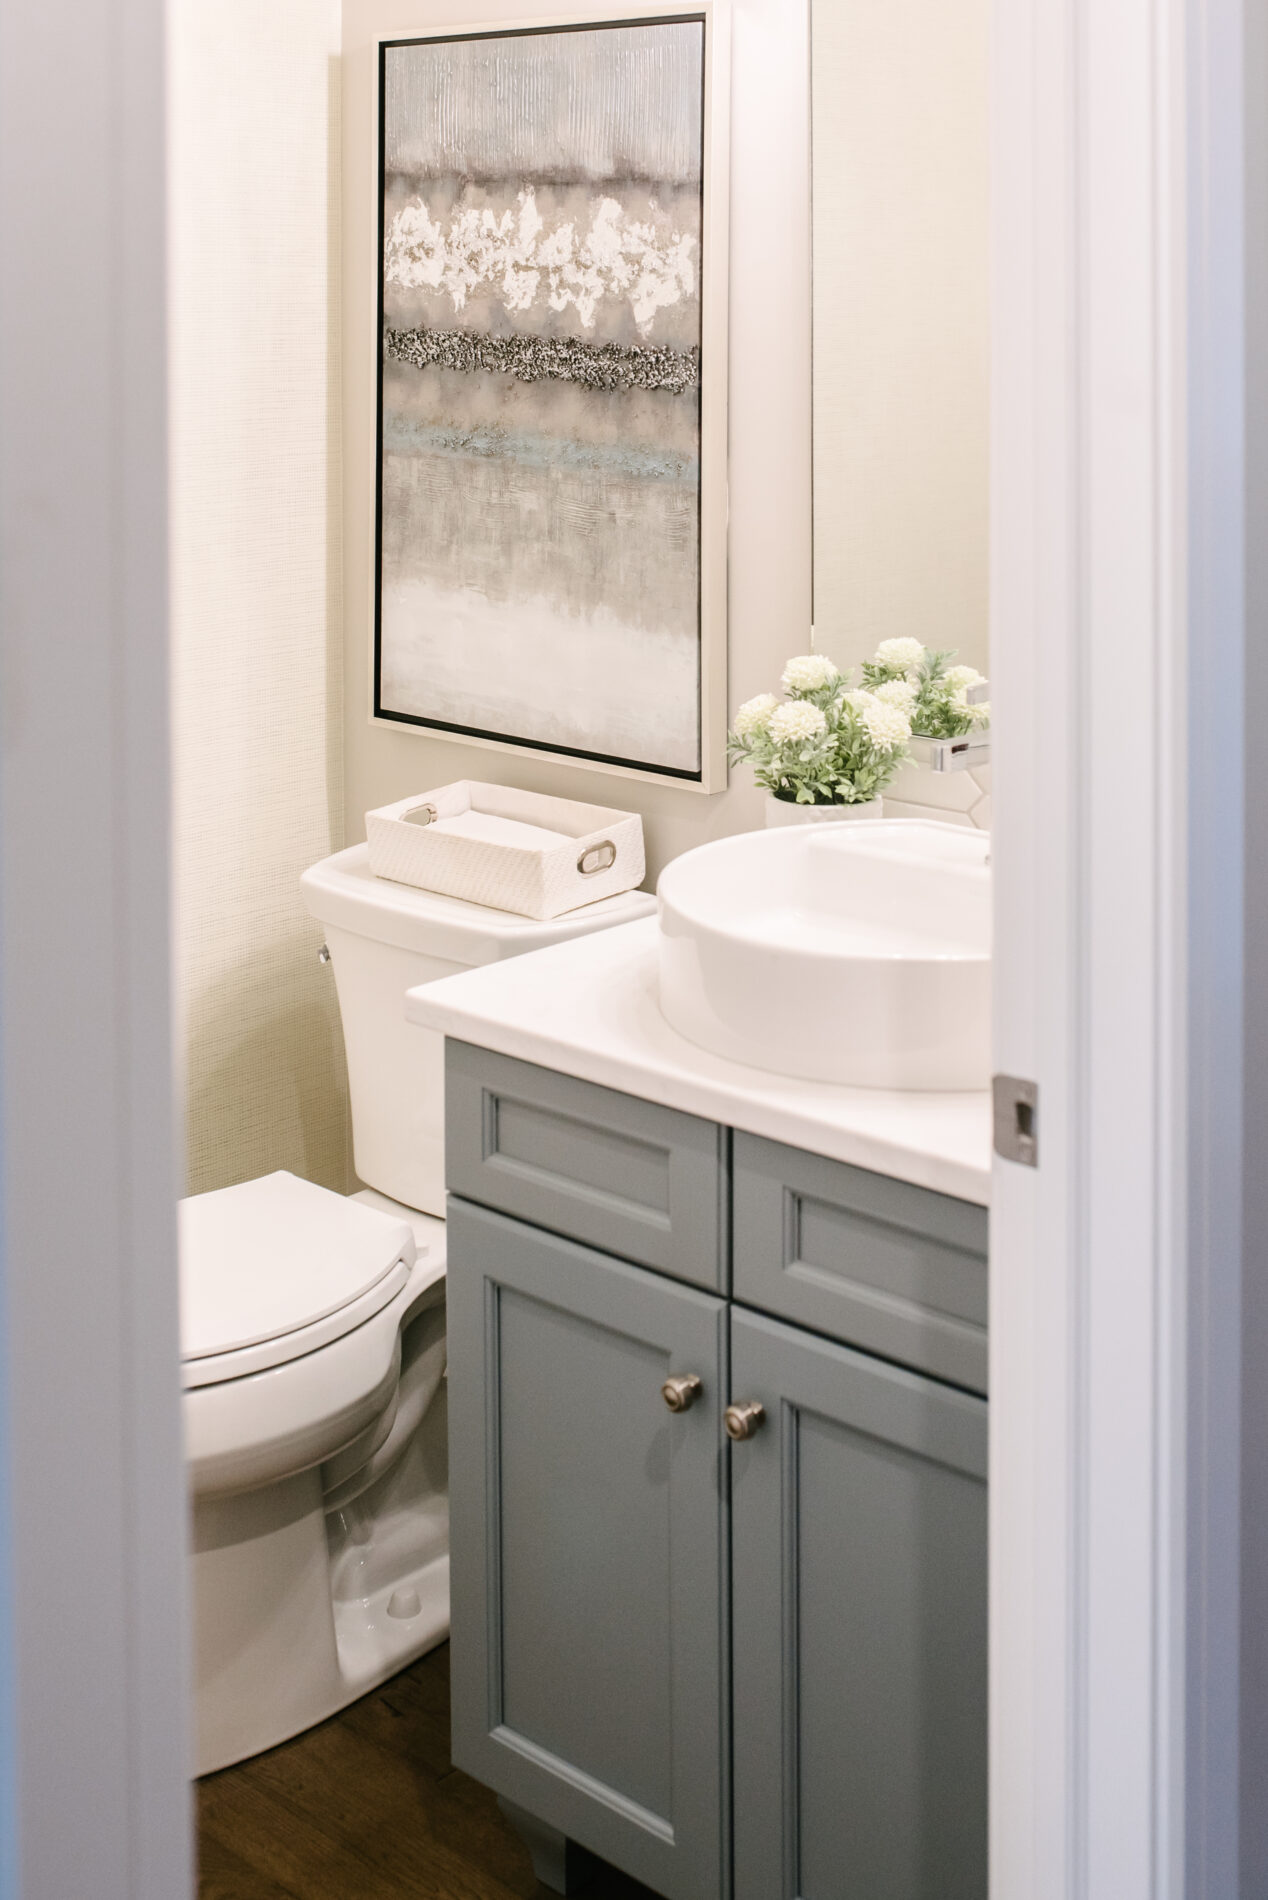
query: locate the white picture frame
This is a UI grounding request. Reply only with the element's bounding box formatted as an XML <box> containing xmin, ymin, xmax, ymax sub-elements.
<box><xmin>367</xmin><ymin>2</ymin><xmax>730</xmax><ymax>792</ymax></box>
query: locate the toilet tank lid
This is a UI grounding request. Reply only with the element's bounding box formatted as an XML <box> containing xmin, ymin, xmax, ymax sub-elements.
<box><xmin>179</xmin><ymin>1172</ymin><xmax>415</xmax><ymax>1363</ymax></box>
<box><xmin>299</xmin><ymin>842</ymin><xmax>655</xmax><ymax>965</ymax></box>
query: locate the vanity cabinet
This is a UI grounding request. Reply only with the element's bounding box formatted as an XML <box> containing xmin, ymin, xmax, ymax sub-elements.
<box><xmin>445</xmin><ymin>1042</ymin><xmax>988</xmax><ymax>1900</ymax></box>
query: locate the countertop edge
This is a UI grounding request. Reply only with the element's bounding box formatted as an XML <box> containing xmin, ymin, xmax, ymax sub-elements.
<box><xmin>412</xmin><ymin>996</ymin><xmax>992</xmax><ymax>1208</ymax></box>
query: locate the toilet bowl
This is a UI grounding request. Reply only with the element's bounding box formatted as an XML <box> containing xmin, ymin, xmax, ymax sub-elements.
<box><xmin>185</xmin><ymin>1173</ymin><xmax>449</xmax><ymax>1776</ymax></box>
<box><xmin>185</xmin><ymin>844</ymin><xmax>655</xmax><ymax>1776</ymax></box>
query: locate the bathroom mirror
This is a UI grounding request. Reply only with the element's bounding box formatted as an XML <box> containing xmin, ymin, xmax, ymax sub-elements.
<box><xmin>810</xmin><ymin>0</ymin><xmax>989</xmax><ymax>680</ymax></box>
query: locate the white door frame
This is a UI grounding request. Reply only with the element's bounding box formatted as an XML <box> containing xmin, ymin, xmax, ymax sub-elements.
<box><xmin>1239</xmin><ymin>2</ymin><xmax>1268</xmax><ymax>1888</ymax></box>
<box><xmin>992</xmin><ymin>0</ymin><xmax>1252</xmax><ymax>1894</ymax></box>
<box><xmin>0</xmin><ymin>0</ymin><xmax>193</xmax><ymax>1894</ymax></box>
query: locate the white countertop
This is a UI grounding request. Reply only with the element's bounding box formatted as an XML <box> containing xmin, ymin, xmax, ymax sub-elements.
<box><xmin>407</xmin><ymin>917</ymin><xmax>992</xmax><ymax>1206</ymax></box>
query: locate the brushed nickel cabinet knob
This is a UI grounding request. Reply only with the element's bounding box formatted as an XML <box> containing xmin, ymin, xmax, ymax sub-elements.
<box><xmin>724</xmin><ymin>1400</ymin><xmax>767</xmax><ymax>1441</ymax></box>
<box><xmin>661</xmin><ymin>1373</ymin><xmax>703</xmax><ymax>1412</ymax></box>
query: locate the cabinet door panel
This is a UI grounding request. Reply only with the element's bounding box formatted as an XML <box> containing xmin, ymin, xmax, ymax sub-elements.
<box><xmin>731</xmin><ymin>1307</ymin><xmax>987</xmax><ymax>1900</ymax></box>
<box><xmin>497</xmin><ymin>1289</ymin><xmax>672</xmax><ymax>1817</ymax></box>
<box><xmin>447</xmin><ymin>1196</ymin><xmax>729</xmax><ymax>1900</ymax></box>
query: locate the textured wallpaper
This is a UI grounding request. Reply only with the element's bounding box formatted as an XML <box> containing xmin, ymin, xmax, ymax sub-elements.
<box><xmin>169</xmin><ymin>0</ymin><xmax>351</xmax><ymax>1196</ymax></box>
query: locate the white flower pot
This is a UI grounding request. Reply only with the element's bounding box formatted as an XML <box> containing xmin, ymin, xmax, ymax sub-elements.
<box><xmin>764</xmin><ymin>794</ymin><xmax>884</xmax><ymax>828</ymax></box>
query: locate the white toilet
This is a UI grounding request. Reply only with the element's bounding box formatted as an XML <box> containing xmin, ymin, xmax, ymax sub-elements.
<box><xmin>184</xmin><ymin>841</ymin><xmax>654</xmax><ymax>1776</ymax></box>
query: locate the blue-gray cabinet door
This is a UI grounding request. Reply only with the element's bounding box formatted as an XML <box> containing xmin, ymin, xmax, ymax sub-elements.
<box><xmin>730</xmin><ymin>1308</ymin><xmax>988</xmax><ymax>1900</ymax></box>
<box><xmin>446</xmin><ymin>1195</ymin><xmax>730</xmax><ymax>1900</ymax></box>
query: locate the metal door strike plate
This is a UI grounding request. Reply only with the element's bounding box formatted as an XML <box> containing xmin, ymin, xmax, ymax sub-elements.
<box><xmin>993</xmin><ymin>1074</ymin><xmax>1039</xmax><ymax>1167</ymax></box>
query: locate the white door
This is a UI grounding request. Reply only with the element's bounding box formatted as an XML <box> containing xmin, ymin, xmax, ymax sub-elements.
<box><xmin>991</xmin><ymin>0</ymin><xmax>1252</xmax><ymax>1893</ymax></box>
<box><xmin>0</xmin><ymin>0</ymin><xmax>192</xmax><ymax>1894</ymax></box>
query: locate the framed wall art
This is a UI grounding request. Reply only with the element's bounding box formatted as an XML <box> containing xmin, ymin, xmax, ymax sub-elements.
<box><xmin>373</xmin><ymin>5</ymin><xmax>729</xmax><ymax>787</ymax></box>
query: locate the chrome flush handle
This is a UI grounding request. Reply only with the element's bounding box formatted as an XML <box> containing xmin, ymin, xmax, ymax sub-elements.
<box><xmin>724</xmin><ymin>1400</ymin><xmax>766</xmax><ymax>1441</ymax></box>
<box><xmin>661</xmin><ymin>1373</ymin><xmax>703</xmax><ymax>1412</ymax></box>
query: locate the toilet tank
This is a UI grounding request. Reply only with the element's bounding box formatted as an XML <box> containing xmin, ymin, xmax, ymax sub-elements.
<box><xmin>300</xmin><ymin>844</ymin><xmax>655</xmax><ymax>1217</ymax></box>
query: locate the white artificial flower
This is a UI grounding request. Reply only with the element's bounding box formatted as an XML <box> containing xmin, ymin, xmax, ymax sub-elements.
<box><xmin>859</xmin><ymin>701</ymin><xmax>912</xmax><ymax>751</ymax></box>
<box><xmin>843</xmin><ymin>689</ymin><xmax>878</xmax><ymax>712</ymax></box>
<box><xmin>968</xmin><ymin>699</ymin><xmax>991</xmax><ymax>728</ymax></box>
<box><xmin>768</xmin><ymin>700</ymin><xmax>828</xmax><ymax>744</ymax></box>
<box><xmin>874</xmin><ymin>636</ymin><xmax>926</xmax><ymax>670</ymax></box>
<box><xmin>874</xmin><ymin>678</ymin><xmax>918</xmax><ymax>710</ymax></box>
<box><xmin>944</xmin><ymin>664</ymin><xmax>985</xmax><ymax>693</ymax></box>
<box><xmin>780</xmin><ymin>653</ymin><xmax>840</xmax><ymax>695</ymax></box>
<box><xmin>733</xmin><ymin>693</ymin><xmax>778</xmax><ymax>736</ymax></box>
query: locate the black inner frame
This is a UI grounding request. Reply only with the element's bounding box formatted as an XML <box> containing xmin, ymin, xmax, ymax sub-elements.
<box><xmin>373</xmin><ymin>14</ymin><xmax>708</xmax><ymax>783</ymax></box>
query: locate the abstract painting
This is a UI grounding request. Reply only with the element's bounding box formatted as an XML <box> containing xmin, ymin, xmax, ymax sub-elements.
<box><xmin>375</xmin><ymin>15</ymin><xmax>718</xmax><ymax>780</ymax></box>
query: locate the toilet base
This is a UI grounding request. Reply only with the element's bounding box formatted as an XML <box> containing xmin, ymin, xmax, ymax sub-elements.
<box><xmin>194</xmin><ymin>1354</ymin><xmax>449</xmax><ymax>1777</ymax></box>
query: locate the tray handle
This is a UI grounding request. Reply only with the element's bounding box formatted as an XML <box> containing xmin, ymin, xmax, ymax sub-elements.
<box><xmin>577</xmin><ymin>839</ymin><xmax>617</xmax><ymax>876</ymax></box>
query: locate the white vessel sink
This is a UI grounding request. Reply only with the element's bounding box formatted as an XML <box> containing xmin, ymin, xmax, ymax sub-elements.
<box><xmin>657</xmin><ymin>821</ymin><xmax>990</xmax><ymax>1091</ymax></box>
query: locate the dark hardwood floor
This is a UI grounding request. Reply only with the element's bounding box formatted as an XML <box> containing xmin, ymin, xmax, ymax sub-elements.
<box><xmin>197</xmin><ymin>1643</ymin><xmax>659</xmax><ymax>1900</ymax></box>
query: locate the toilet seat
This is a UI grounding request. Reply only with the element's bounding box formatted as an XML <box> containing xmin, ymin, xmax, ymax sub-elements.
<box><xmin>180</xmin><ymin>1172</ymin><xmax>416</xmax><ymax>1390</ymax></box>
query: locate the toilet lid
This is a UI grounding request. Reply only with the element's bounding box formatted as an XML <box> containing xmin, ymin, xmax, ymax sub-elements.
<box><xmin>300</xmin><ymin>841</ymin><xmax>657</xmax><ymax>965</ymax></box>
<box><xmin>179</xmin><ymin>1172</ymin><xmax>415</xmax><ymax>1373</ymax></box>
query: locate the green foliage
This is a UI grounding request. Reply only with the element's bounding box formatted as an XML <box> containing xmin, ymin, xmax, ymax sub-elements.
<box><xmin>728</xmin><ymin>673</ymin><xmax>911</xmax><ymax>808</ymax></box>
<box><xmin>730</xmin><ymin>642</ymin><xmax>990</xmax><ymax>807</ymax></box>
<box><xmin>861</xmin><ymin>646</ymin><xmax>989</xmax><ymax>741</ymax></box>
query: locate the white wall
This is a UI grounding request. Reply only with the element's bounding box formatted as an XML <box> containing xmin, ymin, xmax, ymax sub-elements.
<box><xmin>811</xmin><ymin>0</ymin><xmax>989</xmax><ymax>678</ymax></box>
<box><xmin>170</xmin><ymin>0</ymin><xmax>351</xmax><ymax>1196</ymax></box>
<box><xmin>341</xmin><ymin>0</ymin><xmax>813</xmax><ymax>881</ymax></box>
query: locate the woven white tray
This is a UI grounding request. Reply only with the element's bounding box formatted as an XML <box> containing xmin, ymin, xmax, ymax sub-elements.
<box><xmin>365</xmin><ymin>782</ymin><xmax>646</xmax><ymax>921</ymax></box>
